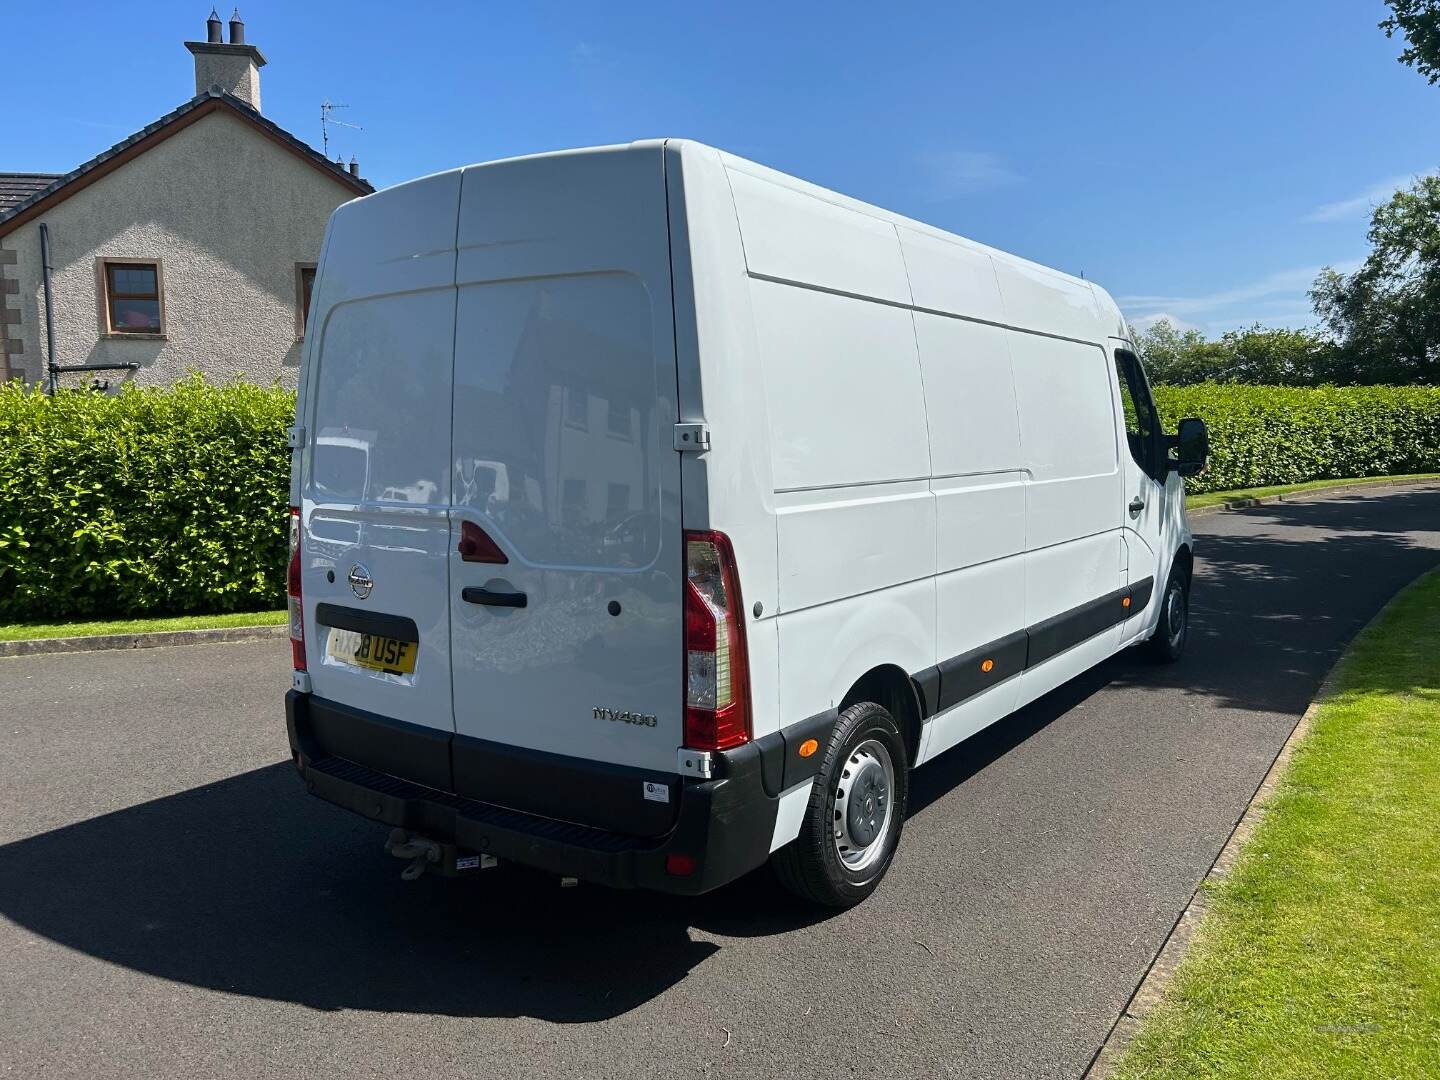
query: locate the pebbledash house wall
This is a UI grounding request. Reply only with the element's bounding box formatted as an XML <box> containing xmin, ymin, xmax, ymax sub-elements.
<box><xmin>0</xmin><ymin>109</ymin><xmax>360</xmax><ymax>388</ymax></box>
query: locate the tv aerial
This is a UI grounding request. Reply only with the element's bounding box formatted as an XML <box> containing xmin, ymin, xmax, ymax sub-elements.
<box><xmin>320</xmin><ymin>99</ymin><xmax>362</xmax><ymax>158</ymax></box>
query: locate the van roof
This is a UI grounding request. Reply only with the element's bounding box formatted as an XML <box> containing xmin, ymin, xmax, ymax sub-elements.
<box><xmin>369</xmin><ymin>138</ymin><xmax>1128</xmax><ymax>339</ymax></box>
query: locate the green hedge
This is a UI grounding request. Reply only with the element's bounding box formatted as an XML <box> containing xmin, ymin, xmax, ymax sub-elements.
<box><xmin>3</xmin><ymin>379</ymin><xmax>1440</xmax><ymax>621</ymax></box>
<box><xmin>1154</xmin><ymin>384</ymin><xmax>1440</xmax><ymax>495</ymax></box>
<box><xmin>0</xmin><ymin>377</ymin><xmax>294</xmax><ymax>620</ymax></box>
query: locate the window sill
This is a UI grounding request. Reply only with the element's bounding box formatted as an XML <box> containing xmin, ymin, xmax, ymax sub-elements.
<box><xmin>103</xmin><ymin>332</ymin><xmax>167</xmax><ymax>341</ymax></box>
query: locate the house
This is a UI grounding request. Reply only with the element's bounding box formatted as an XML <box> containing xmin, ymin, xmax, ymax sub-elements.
<box><xmin>0</xmin><ymin>10</ymin><xmax>373</xmax><ymax>389</ymax></box>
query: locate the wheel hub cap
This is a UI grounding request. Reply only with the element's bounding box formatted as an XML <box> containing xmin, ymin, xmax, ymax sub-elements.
<box><xmin>833</xmin><ymin>739</ymin><xmax>896</xmax><ymax>872</ymax></box>
<box><xmin>1168</xmin><ymin>584</ymin><xmax>1186</xmax><ymax>648</ymax></box>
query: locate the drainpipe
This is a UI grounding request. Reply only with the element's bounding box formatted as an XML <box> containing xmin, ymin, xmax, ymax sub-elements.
<box><xmin>40</xmin><ymin>223</ymin><xmax>58</xmax><ymax>395</ymax></box>
<box><xmin>39</xmin><ymin>222</ymin><xmax>139</xmax><ymax>394</ymax></box>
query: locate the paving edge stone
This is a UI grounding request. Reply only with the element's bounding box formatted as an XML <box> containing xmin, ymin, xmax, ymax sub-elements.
<box><xmin>0</xmin><ymin>623</ymin><xmax>287</xmax><ymax>658</ymax></box>
<box><xmin>1081</xmin><ymin>570</ymin><xmax>1433</xmax><ymax>1079</ymax></box>
<box><xmin>1186</xmin><ymin>476</ymin><xmax>1440</xmax><ymax>517</ymax></box>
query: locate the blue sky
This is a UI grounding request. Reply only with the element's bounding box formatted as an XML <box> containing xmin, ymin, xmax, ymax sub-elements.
<box><xmin>8</xmin><ymin>1</ymin><xmax>1438</xmax><ymax>336</ymax></box>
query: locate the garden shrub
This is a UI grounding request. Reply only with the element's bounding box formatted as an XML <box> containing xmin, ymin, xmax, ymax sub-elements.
<box><xmin>1153</xmin><ymin>384</ymin><xmax>1440</xmax><ymax>495</ymax></box>
<box><xmin>0</xmin><ymin>376</ymin><xmax>293</xmax><ymax>620</ymax></box>
<box><xmin>3</xmin><ymin>379</ymin><xmax>1440</xmax><ymax>621</ymax></box>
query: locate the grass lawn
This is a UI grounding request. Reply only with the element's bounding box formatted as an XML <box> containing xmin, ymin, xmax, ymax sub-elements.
<box><xmin>0</xmin><ymin>609</ymin><xmax>286</xmax><ymax>642</ymax></box>
<box><xmin>1111</xmin><ymin>569</ymin><xmax>1440</xmax><ymax>1080</ymax></box>
<box><xmin>1186</xmin><ymin>473</ymin><xmax>1440</xmax><ymax>510</ymax></box>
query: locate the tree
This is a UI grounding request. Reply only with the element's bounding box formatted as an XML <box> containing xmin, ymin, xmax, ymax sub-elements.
<box><xmin>1133</xmin><ymin>320</ymin><xmax>1337</xmax><ymax>385</ymax></box>
<box><xmin>1311</xmin><ymin>176</ymin><xmax>1440</xmax><ymax>385</ymax></box>
<box><xmin>1382</xmin><ymin>1</ymin><xmax>1440</xmax><ymax>85</ymax></box>
<box><xmin>1221</xmin><ymin>325</ymin><xmax>1339</xmax><ymax>384</ymax></box>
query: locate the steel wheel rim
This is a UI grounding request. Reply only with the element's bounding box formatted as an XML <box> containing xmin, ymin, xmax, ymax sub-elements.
<box><xmin>1167</xmin><ymin>582</ymin><xmax>1187</xmax><ymax>650</ymax></box>
<box><xmin>833</xmin><ymin>738</ymin><xmax>895</xmax><ymax>873</ymax></box>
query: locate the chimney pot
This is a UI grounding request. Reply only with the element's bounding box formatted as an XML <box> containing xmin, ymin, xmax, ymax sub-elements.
<box><xmin>186</xmin><ymin>10</ymin><xmax>264</xmax><ymax>111</ymax></box>
<box><xmin>348</xmin><ymin>156</ymin><xmax>360</xmax><ymax>177</ymax></box>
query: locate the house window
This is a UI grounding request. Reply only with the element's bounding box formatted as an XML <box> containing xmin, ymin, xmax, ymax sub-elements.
<box><xmin>606</xmin><ymin>399</ymin><xmax>632</xmax><ymax>439</ymax></box>
<box><xmin>101</xmin><ymin>260</ymin><xmax>163</xmax><ymax>335</ymax></box>
<box><xmin>565</xmin><ymin>387</ymin><xmax>589</xmax><ymax>430</ymax></box>
<box><xmin>295</xmin><ymin>264</ymin><xmax>317</xmax><ymax>338</ymax></box>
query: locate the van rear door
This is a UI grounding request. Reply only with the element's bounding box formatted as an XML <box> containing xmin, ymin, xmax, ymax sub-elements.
<box><xmin>299</xmin><ymin>172</ymin><xmax>461</xmax><ymax>779</ymax></box>
<box><xmin>447</xmin><ymin>147</ymin><xmax>684</xmax><ymax>830</ymax></box>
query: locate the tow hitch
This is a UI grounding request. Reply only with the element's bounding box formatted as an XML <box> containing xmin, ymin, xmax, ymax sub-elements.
<box><xmin>385</xmin><ymin>828</ymin><xmax>497</xmax><ymax>880</ymax></box>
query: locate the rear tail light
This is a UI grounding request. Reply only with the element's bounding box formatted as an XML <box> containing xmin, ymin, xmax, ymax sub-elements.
<box><xmin>287</xmin><ymin>506</ymin><xmax>305</xmax><ymax>672</ymax></box>
<box><xmin>683</xmin><ymin>530</ymin><xmax>751</xmax><ymax>751</ymax></box>
<box><xmin>665</xmin><ymin>853</ymin><xmax>697</xmax><ymax>877</ymax></box>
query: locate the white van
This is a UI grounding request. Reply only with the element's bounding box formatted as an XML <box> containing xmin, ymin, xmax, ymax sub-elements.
<box><xmin>284</xmin><ymin>140</ymin><xmax>1209</xmax><ymax>907</ymax></box>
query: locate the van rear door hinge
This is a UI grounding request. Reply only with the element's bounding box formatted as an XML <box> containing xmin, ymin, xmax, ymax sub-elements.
<box><xmin>286</xmin><ymin>425</ymin><xmax>305</xmax><ymax>450</ymax></box>
<box><xmin>673</xmin><ymin>423</ymin><xmax>710</xmax><ymax>453</ymax></box>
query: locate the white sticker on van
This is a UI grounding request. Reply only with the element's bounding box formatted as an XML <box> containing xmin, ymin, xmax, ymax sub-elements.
<box><xmin>643</xmin><ymin>781</ymin><xmax>670</xmax><ymax>804</ymax></box>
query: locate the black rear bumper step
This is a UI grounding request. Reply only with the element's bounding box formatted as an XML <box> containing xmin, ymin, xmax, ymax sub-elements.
<box><xmin>309</xmin><ymin>754</ymin><xmax>640</xmax><ymax>853</ymax></box>
<box><xmin>286</xmin><ymin>690</ymin><xmax>781</xmax><ymax>894</ymax></box>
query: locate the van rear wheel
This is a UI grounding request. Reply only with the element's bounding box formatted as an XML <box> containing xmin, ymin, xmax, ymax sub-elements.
<box><xmin>771</xmin><ymin>701</ymin><xmax>908</xmax><ymax>908</ymax></box>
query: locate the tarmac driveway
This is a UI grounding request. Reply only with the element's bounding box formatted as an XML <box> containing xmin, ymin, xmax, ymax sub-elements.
<box><xmin>2</xmin><ymin>485</ymin><xmax>1439</xmax><ymax>1079</ymax></box>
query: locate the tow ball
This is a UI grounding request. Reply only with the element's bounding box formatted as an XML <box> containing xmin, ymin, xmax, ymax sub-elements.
<box><xmin>385</xmin><ymin>828</ymin><xmax>497</xmax><ymax>880</ymax></box>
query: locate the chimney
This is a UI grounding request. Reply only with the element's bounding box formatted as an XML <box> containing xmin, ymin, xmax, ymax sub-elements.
<box><xmin>348</xmin><ymin>156</ymin><xmax>360</xmax><ymax>178</ymax></box>
<box><xmin>185</xmin><ymin>8</ymin><xmax>267</xmax><ymax>111</ymax></box>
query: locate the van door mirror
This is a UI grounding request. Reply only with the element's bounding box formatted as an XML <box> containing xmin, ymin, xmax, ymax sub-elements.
<box><xmin>1173</xmin><ymin>417</ymin><xmax>1209</xmax><ymax>477</ymax></box>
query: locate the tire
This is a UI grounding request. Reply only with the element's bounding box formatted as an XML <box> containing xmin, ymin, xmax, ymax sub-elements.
<box><xmin>1144</xmin><ymin>564</ymin><xmax>1190</xmax><ymax>663</ymax></box>
<box><xmin>770</xmin><ymin>700</ymin><xmax>909</xmax><ymax>908</ymax></box>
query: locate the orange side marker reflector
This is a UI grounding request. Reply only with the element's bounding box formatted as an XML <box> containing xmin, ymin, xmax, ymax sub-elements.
<box><xmin>1122</xmin><ymin>596</ymin><xmax>1132</xmax><ymax>609</ymax></box>
<box><xmin>980</xmin><ymin>658</ymin><xmax>994</xmax><ymax>673</ymax></box>
<box><xmin>798</xmin><ymin>738</ymin><xmax>819</xmax><ymax>758</ymax></box>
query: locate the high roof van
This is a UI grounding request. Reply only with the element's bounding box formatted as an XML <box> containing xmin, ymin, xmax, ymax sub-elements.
<box><xmin>283</xmin><ymin>140</ymin><xmax>1209</xmax><ymax>907</ymax></box>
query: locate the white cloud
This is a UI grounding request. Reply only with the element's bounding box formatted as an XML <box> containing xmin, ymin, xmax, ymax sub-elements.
<box><xmin>920</xmin><ymin>150</ymin><xmax>1022</xmax><ymax>201</ymax></box>
<box><xmin>1119</xmin><ymin>260</ymin><xmax>1362</xmax><ymax>337</ymax></box>
<box><xmin>1303</xmin><ymin>171</ymin><xmax>1435</xmax><ymax>223</ymax></box>
<box><xmin>1129</xmin><ymin>313</ymin><xmax>1200</xmax><ymax>334</ymax></box>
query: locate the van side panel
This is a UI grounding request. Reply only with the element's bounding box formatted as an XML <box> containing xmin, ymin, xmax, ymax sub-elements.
<box><xmin>725</xmin><ymin>166</ymin><xmax>911</xmax><ymax>305</ymax></box>
<box><xmin>1005</xmin><ymin>327</ymin><xmax>1125</xmax><ymax>705</ymax></box>
<box><xmin>665</xmin><ymin>143</ymin><xmax>781</xmax><ymax>739</ymax></box>
<box><xmin>724</xmin><ymin>163</ymin><xmax>936</xmax><ymax>765</ymax></box>
<box><xmin>896</xmin><ymin>227</ymin><xmax>1031</xmax><ymax>761</ymax></box>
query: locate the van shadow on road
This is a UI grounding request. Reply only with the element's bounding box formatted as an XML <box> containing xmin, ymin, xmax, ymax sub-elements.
<box><xmin>0</xmin><ymin>654</ymin><xmax>1115</xmax><ymax>1022</ymax></box>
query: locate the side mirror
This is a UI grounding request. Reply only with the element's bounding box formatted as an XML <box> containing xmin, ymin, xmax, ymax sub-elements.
<box><xmin>1173</xmin><ymin>417</ymin><xmax>1209</xmax><ymax>477</ymax></box>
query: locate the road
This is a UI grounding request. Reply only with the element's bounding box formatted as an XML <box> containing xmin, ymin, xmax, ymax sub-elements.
<box><xmin>3</xmin><ymin>485</ymin><xmax>1439</xmax><ymax>1080</ymax></box>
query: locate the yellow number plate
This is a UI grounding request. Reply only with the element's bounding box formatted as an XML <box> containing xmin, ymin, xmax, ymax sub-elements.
<box><xmin>326</xmin><ymin>628</ymin><xmax>417</xmax><ymax>675</ymax></box>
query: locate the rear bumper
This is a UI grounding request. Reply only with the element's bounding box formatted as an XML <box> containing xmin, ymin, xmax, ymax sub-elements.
<box><xmin>285</xmin><ymin>691</ymin><xmax>780</xmax><ymax>894</ymax></box>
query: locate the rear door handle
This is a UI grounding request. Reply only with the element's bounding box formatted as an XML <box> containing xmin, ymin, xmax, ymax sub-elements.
<box><xmin>1128</xmin><ymin>496</ymin><xmax>1146</xmax><ymax>517</ymax></box>
<box><xmin>462</xmin><ymin>586</ymin><xmax>528</xmax><ymax>608</ymax></box>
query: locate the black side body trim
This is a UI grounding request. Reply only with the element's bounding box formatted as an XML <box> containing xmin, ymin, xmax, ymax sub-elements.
<box><xmin>753</xmin><ymin>731</ymin><xmax>784</xmax><ymax>798</ymax></box>
<box><xmin>1026</xmin><ymin>585</ymin><xmax>1133</xmax><ymax>668</ymax></box>
<box><xmin>910</xmin><ymin>576</ymin><xmax>1160</xmax><ymax>713</ymax></box>
<box><xmin>313</xmin><ymin>603</ymin><xmax>419</xmax><ymax>642</ymax></box>
<box><xmin>936</xmin><ymin>630</ymin><xmax>1028</xmax><ymax>712</ymax></box>
<box><xmin>779</xmin><ymin>708</ymin><xmax>839</xmax><ymax>790</ymax></box>
<box><xmin>1128</xmin><ymin>576</ymin><xmax>1155</xmax><ymax>613</ymax></box>
<box><xmin>451</xmin><ymin>734</ymin><xmax>678</xmax><ymax>838</ymax></box>
<box><xmin>912</xmin><ymin>667</ymin><xmax>941</xmax><ymax>718</ymax></box>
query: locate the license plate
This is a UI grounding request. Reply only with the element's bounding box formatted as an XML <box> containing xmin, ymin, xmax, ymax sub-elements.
<box><xmin>326</xmin><ymin>628</ymin><xmax>417</xmax><ymax>675</ymax></box>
